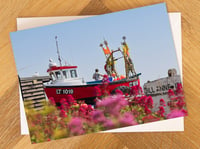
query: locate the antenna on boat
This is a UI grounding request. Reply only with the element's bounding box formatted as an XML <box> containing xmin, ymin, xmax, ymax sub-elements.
<box><xmin>55</xmin><ymin>36</ymin><xmax>62</xmax><ymax>66</ymax></box>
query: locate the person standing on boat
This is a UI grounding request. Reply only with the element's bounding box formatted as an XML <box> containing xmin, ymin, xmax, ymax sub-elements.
<box><xmin>93</xmin><ymin>69</ymin><xmax>103</xmax><ymax>81</ymax></box>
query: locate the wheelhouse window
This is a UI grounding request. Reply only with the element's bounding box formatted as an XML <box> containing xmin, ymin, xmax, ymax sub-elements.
<box><xmin>70</xmin><ymin>70</ymin><xmax>77</xmax><ymax>78</ymax></box>
<box><xmin>50</xmin><ymin>72</ymin><xmax>56</xmax><ymax>81</ymax></box>
<box><xmin>62</xmin><ymin>70</ymin><xmax>68</xmax><ymax>79</ymax></box>
<box><xmin>55</xmin><ymin>71</ymin><xmax>62</xmax><ymax>79</ymax></box>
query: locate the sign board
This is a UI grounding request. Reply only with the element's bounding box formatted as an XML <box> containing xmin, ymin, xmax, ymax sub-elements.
<box><xmin>143</xmin><ymin>75</ymin><xmax>181</xmax><ymax>96</ymax></box>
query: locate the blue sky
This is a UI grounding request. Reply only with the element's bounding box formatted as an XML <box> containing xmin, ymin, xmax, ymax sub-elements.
<box><xmin>10</xmin><ymin>3</ymin><xmax>180</xmax><ymax>86</ymax></box>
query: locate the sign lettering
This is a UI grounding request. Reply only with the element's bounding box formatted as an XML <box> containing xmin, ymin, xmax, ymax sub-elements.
<box><xmin>56</xmin><ymin>89</ymin><xmax>74</xmax><ymax>94</ymax></box>
<box><xmin>143</xmin><ymin>76</ymin><xmax>181</xmax><ymax>96</ymax></box>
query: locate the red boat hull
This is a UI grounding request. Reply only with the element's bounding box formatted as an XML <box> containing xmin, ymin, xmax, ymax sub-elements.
<box><xmin>44</xmin><ymin>79</ymin><xmax>139</xmax><ymax>104</ymax></box>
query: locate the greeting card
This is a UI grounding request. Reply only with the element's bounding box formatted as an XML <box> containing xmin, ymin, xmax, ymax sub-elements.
<box><xmin>18</xmin><ymin>12</ymin><xmax>184</xmax><ymax>135</ymax></box>
<box><xmin>11</xmin><ymin>3</ymin><xmax>187</xmax><ymax>143</ymax></box>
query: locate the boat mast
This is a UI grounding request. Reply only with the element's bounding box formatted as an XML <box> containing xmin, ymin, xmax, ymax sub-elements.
<box><xmin>121</xmin><ymin>36</ymin><xmax>136</xmax><ymax>78</ymax></box>
<box><xmin>55</xmin><ymin>36</ymin><xmax>62</xmax><ymax>66</ymax></box>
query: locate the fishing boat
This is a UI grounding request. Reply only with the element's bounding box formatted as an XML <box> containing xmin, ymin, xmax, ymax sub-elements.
<box><xmin>44</xmin><ymin>36</ymin><xmax>141</xmax><ymax>105</ymax></box>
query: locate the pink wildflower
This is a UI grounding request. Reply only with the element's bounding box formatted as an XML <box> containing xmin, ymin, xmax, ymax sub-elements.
<box><xmin>157</xmin><ymin>106</ymin><xmax>165</xmax><ymax>117</ymax></box>
<box><xmin>138</xmin><ymin>86</ymin><xmax>143</xmax><ymax>94</ymax></box>
<box><xmin>87</xmin><ymin>105</ymin><xmax>94</xmax><ymax>111</ymax></box>
<box><xmin>77</xmin><ymin>103</ymin><xmax>94</xmax><ymax>119</ymax></box>
<box><xmin>97</xmin><ymin>94</ymin><xmax>128</xmax><ymax>117</ymax></box>
<box><xmin>92</xmin><ymin>110</ymin><xmax>106</xmax><ymax>123</ymax></box>
<box><xmin>79</xmin><ymin>106</ymin><xmax>87</xmax><ymax>117</ymax></box>
<box><xmin>60</xmin><ymin>98</ymin><xmax>67</xmax><ymax>104</ymax></box>
<box><xmin>94</xmin><ymin>85</ymin><xmax>101</xmax><ymax>96</ymax></box>
<box><xmin>115</xmin><ymin>89</ymin><xmax>123</xmax><ymax>95</ymax></box>
<box><xmin>66</xmin><ymin>95</ymin><xmax>75</xmax><ymax>105</ymax></box>
<box><xmin>59</xmin><ymin>109</ymin><xmax>67</xmax><ymax>118</ymax></box>
<box><xmin>176</xmin><ymin>83</ymin><xmax>183</xmax><ymax>95</ymax></box>
<box><xmin>131</xmin><ymin>85</ymin><xmax>143</xmax><ymax>96</ymax></box>
<box><xmin>131</xmin><ymin>109</ymin><xmax>140</xmax><ymax>118</ymax></box>
<box><xmin>81</xmin><ymin>103</ymin><xmax>88</xmax><ymax>109</ymax></box>
<box><xmin>176</xmin><ymin>99</ymin><xmax>185</xmax><ymax>109</ymax></box>
<box><xmin>160</xmin><ymin>98</ymin><xmax>166</xmax><ymax>106</ymax></box>
<box><xmin>138</xmin><ymin>96</ymin><xmax>147</xmax><ymax>107</ymax></box>
<box><xmin>146</xmin><ymin>96</ymin><xmax>153</xmax><ymax>108</ymax></box>
<box><xmin>181</xmin><ymin>109</ymin><xmax>188</xmax><ymax>115</ymax></box>
<box><xmin>142</xmin><ymin>115</ymin><xmax>160</xmax><ymax>123</ymax></box>
<box><xmin>167</xmin><ymin>101</ymin><xmax>177</xmax><ymax>110</ymax></box>
<box><xmin>100</xmin><ymin>78</ymin><xmax>110</xmax><ymax>96</ymax></box>
<box><xmin>68</xmin><ymin>117</ymin><xmax>84</xmax><ymax>136</ymax></box>
<box><xmin>144</xmin><ymin>105</ymin><xmax>152</xmax><ymax>114</ymax></box>
<box><xmin>131</xmin><ymin>86</ymin><xmax>138</xmax><ymax>96</ymax></box>
<box><xmin>167</xmin><ymin>109</ymin><xmax>187</xmax><ymax>119</ymax></box>
<box><xmin>168</xmin><ymin>89</ymin><xmax>175</xmax><ymax>97</ymax></box>
<box><xmin>103</xmin><ymin>119</ymin><xmax>115</xmax><ymax>129</ymax></box>
<box><xmin>59</xmin><ymin>104</ymin><xmax>64</xmax><ymax>110</ymax></box>
<box><xmin>119</xmin><ymin>112</ymin><xmax>137</xmax><ymax>127</ymax></box>
<box><xmin>48</xmin><ymin>97</ymin><xmax>55</xmax><ymax>105</ymax></box>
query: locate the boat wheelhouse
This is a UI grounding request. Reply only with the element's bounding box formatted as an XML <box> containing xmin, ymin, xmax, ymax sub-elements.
<box><xmin>45</xmin><ymin>60</ymin><xmax>86</xmax><ymax>86</ymax></box>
